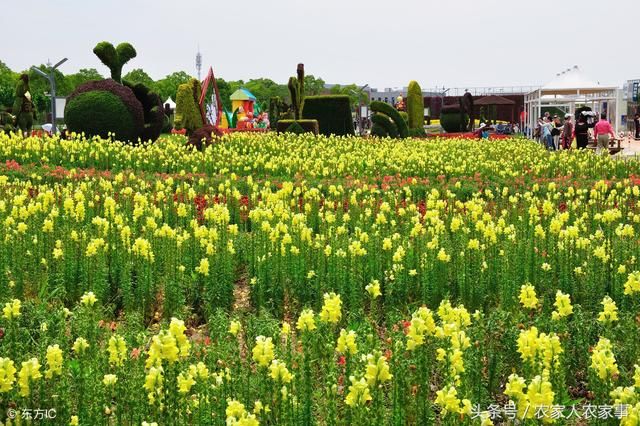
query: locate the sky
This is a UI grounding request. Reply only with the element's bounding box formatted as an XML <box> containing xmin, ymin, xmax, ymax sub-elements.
<box><xmin>3</xmin><ymin>0</ymin><xmax>638</xmax><ymax>90</ymax></box>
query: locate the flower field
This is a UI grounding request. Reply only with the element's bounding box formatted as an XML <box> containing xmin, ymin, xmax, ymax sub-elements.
<box><xmin>2</xmin><ymin>132</ymin><xmax>640</xmax><ymax>425</ymax></box>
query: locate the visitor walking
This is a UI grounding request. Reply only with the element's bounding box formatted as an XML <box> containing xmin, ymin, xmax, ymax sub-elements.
<box><xmin>551</xmin><ymin>115</ymin><xmax>562</xmax><ymax>150</ymax></box>
<box><xmin>574</xmin><ymin>115</ymin><xmax>589</xmax><ymax>149</ymax></box>
<box><xmin>541</xmin><ymin>117</ymin><xmax>554</xmax><ymax>150</ymax></box>
<box><xmin>593</xmin><ymin>113</ymin><xmax>616</xmax><ymax>155</ymax></box>
<box><xmin>634</xmin><ymin>113</ymin><xmax>640</xmax><ymax>140</ymax></box>
<box><xmin>561</xmin><ymin>114</ymin><xmax>573</xmax><ymax>149</ymax></box>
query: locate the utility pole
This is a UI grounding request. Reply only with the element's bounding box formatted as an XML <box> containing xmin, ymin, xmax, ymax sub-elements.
<box><xmin>31</xmin><ymin>58</ymin><xmax>68</xmax><ymax>133</ymax></box>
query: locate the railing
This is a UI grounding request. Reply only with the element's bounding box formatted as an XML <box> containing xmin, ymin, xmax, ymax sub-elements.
<box><xmin>424</xmin><ymin>86</ymin><xmax>541</xmax><ymax>97</ymax></box>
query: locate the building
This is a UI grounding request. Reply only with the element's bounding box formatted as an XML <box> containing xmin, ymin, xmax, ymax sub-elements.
<box><xmin>369</xmin><ymin>87</ymin><xmax>442</xmax><ymax>106</ymax></box>
<box><xmin>623</xmin><ymin>79</ymin><xmax>640</xmax><ymax>131</ymax></box>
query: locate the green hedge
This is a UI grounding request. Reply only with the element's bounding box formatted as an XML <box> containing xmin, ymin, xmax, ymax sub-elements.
<box><xmin>370</xmin><ymin>113</ymin><xmax>398</xmax><ymax>138</ymax></box>
<box><xmin>276</xmin><ymin>119</ymin><xmax>319</xmax><ymax>135</ymax></box>
<box><xmin>124</xmin><ymin>81</ymin><xmax>164</xmax><ymax>142</ymax></box>
<box><xmin>65</xmin><ymin>90</ymin><xmax>138</xmax><ymax>141</ymax></box>
<box><xmin>302</xmin><ymin>96</ymin><xmax>354</xmax><ymax>136</ymax></box>
<box><xmin>370</xmin><ymin>101</ymin><xmax>409</xmax><ymax>138</ymax></box>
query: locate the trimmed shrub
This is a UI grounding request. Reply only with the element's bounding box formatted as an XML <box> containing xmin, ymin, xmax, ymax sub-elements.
<box><xmin>186</xmin><ymin>124</ymin><xmax>224</xmax><ymax>151</ymax></box>
<box><xmin>407</xmin><ymin>80</ymin><xmax>424</xmax><ymax>130</ymax></box>
<box><xmin>302</xmin><ymin>95</ymin><xmax>354</xmax><ymax>136</ymax></box>
<box><xmin>408</xmin><ymin>127</ymin><xmax>426</xmax><ymax>137</ymax></box>
<box><xmin>370</xmin><ymin>101</ymin><xmax>409</xmax><ymax>138</ymax></box>
<box><xmin>371</xmin><ymin>123</ymin><xmax>387</xmax><ymax>138</ymax></box>
<box><xmin>175</xmin><ymin>79</ymin><xmax>204</xmax><ymax>135</ymax></box>
<box><xmin>370</xmin><ymin>113</ymin><xmax>398</xmax><ymax>138</ymax></box>
<box><xmin>440</xmin><ymin>106</ymin><xmax>469</xmax><ymax>133</ymax></box>
<box><xmin>398</xmin><ymin>111</ymin><xmax>409</xmax><ymax>124</ymax></box>
<box><xmin>124</xmin><ymin>80</ymin><xmax>164</xmax><ymax>142</ymax></box>
<box><xmin>65</xmin><ymin>79</ymin><xmax>144</xmax><ymax>142</ymax></box>
<box><xmin>65</xmin><ymin>90</ymin><xmax>139</xmax><ymax>141</ymax></box>
<box><xmin>276</xmin><ymin>119</ymin><xmax>319</xmax><ymax>135</ymax></box>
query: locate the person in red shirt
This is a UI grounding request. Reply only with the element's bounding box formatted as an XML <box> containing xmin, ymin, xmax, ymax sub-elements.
<box><xmin>593</xmin><ymin>113</ymin><xmax>616</xmax><ymax>155</ymax></box>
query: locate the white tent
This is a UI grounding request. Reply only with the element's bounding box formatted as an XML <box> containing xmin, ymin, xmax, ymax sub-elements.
<box><xmin>524</xmin><ymin>66</ymin><xmax>622</xmax><ymax>137</ymax></box>
<box><xmin>164</xmin><ymin>97</ymin><xmax>176</xmax><ymax>110</ymax></box>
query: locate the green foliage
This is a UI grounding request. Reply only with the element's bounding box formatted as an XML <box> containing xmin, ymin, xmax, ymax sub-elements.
<box><xmin>285</xmin><ymin>121</ymin><xmax>305</xmax><ymax>134</ymax></box>
<box><xmin>65</xmin><ymin>90</ymin><xmax>138</xmax><ymax>141</ymax></box>
<box><xmin>287</xmin><ymin>64</ymin><xmax>305</xmax><ymax>121</ymax></box>
<box><xmin>369</xmin><ymin>101</ymin><xmax>409</xmax><ymax>138</ymax></box>
<box><xmin>398</xmin><ymin>111</ymin><xmax>408</xmax><ymax>124</ymax></box>
<box><xmin>124</xmin><ymin>81</ymin><xmax>164</xmax><ymax>142</ymax></box>
<box><xmin>276</xmin><ymin>119</ymin><xmax>319</xmax><ymax>135</ymax></box>
<box><xmin>407</xmin><ymin>80</ymin><xmax>424</xmax><ymax>130</ymax></box>
<box><xmin>302</xmin><ymin>95</ymin><xmax>354</xmax><ymax>136</ymax></box>
<box><xmin>66</xmin><ymin>68</ymin><xmax>103</xmax><ymax>90</ymax></box>
<box><xmin>174</xmin><ymin>79</ymin><xmax>204</xmax><ymax>134</ymax></box>
<box><xmin>440</xmin><ymin>109</ymin><xmax>469</xmax><ymax>133</ymax></box>
<box><xmin>93</xmin><ymin>41</ymin><xmax>137</xmax><ymax>83</ymax></box>
<box><xmin>328</xmin><ymin>84</ymin><xmax>369</xmax><ymax>108</ymax></box>
<box><xmin>155</xmin><ymin>71</ymin><xmax>192</xmax><ymax>102</ymax></box>
<box><xmin>370</xmin><ymin>113</ymin><xmax>398</xmax><ymax>138</ymax></box>
<box><xmin>303</xmin><ymin>74</ymin><xmax>325</xmax><ymax>96</ymax></box>
<box><xmin>123</xmin><ymin>69</ymin><xmax>154</xmax><ymax>87</ymax></box>
<box><xmin>408</xmin><ymin>127</ymin><xmax>426</xmax><ymax>137</ymax></box>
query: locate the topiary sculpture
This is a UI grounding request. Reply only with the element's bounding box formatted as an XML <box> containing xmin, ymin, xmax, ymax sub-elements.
<box><xmin>440</xmin><ymin>104</ymin><xmax>469</xmax><ymax>133</ymax></box>
<box><xmin>407</xmin><ymin>80</ymin><xmax>425</xmax><ymax>135</ymax></box>
<box><xmin>369</xmin><ymin>101</ymin><xmax>409</xmax><ymax>139</ymax></box>
<box><xmin>93</xmin><ymin>42</ymin><xmax>137</xmax><ymax>83</ymax></box>
<box><xmin>65</xmin><ymin>79</ymin><xmax>144</xmax><ymax>141</ymax></box>
<box><xmin>288</xmin><ymin>64</ymin><xmax>305</xmax><ymax>120</ymax></box>
<box><xmin>174</xmin><ymin>78</ymin><xmax>205</xmax><ymax>135</ymax></box>
<box><xmin>65</xmin><ymin>41</ymin><xmax>166</xmax><ymax>144</ymax></box>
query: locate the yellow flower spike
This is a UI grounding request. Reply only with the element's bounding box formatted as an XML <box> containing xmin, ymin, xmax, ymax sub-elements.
<box><xmin>319</xmin><ymin>292</ymin><xmax>342</xmax><ymax>324</ymax></box>
<box><xmin>345</xmin><ymin>376</ymin><xmax>372</xmax><ymax>407</ymax></box>
<box><xmin>519</xmin><ymin>283</ymin><xmax>539</xmax><ymax>309</ymax></box>
<box><xmin>0</xmin><ymin>357</ymin><xmax>17</xmax><ymax>393</ymax></box>
<box><xmin>336</xmin><ymin>329</ymin><xmax>358</xmax><ymax>355</ymax></box>
<box><xmin>597</xmin><ymin>296</ymin><xmax>619</xmax><ymax>323</ymax></box>
<box><xmin>251</xmin><ymin>336</ymin><xmax>275</xmax><ymax>368</ymax></box>
<box><xmin>45</xmin><ymin>344</ymin><xmax>63</xmax><ymax>379</ymax></box>
<box><xmin>2</xmin><ymin>299</ymin><xmax>21</xmax><ymax>320</ymax></box>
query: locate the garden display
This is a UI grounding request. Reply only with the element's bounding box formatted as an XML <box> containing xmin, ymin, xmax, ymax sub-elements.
<box><xmin>1</xmin><ymin>132</ymin><xmax>640</xmax><ymax>425</ymax></box>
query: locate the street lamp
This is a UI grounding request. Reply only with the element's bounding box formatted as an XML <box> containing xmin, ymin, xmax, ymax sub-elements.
<box><xmin>31</xmin><ymin>58</ymin><xmax>68</xmax><ymax>133</ymax></box>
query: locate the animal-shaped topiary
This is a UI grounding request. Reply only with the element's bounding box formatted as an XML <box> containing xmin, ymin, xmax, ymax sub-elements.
<box><xmin>174</xmin><ymin>78</ymin><xmax>204</xmax><ymax>135</ymax></box>
<box><xmin>64</xmin><ymin>41</ymin><xmax>164</xmax><ymax>144</ymax></box>
<box><xmin>369</xmin><ymin>101</ymin><xmax>409</xmax><ymax>139</ymax></box>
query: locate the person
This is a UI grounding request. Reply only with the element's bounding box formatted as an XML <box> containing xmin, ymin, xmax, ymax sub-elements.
<box><xmin>634</xmin><ymin>113</ymin><xmax>640</xmax><ymax>140</ymax></box>
<box><xmin>574</xmin><ymin>114</ymin><xmax>589</xmax><ymax>149</ymax></box>
<box><xmin>593</xmin><ymin>112</ymin><xmax>616</xmax><ymax>155</ymax></box>
<box><xmin>551</xmin><ymin>115</ymin><xmax>562</xmax><ymax>150</ymax></box>
<box><xmin>12</xmin><ymin>74</ymin><xmax>36</xmax><ymax>136</ymax></box>
<box><xmin>540</xmin><ymin>117</ymin><xmax>554</xmax><ymax>150</ymax></box>
<box><xmin>534</xmin><ymin>117</ymin><xmax>542</xmax><ymax>142</ymax></box>
<box><xmin>561</xmin><ymin>114</ymin><xmax>574</xmax><ymax>149</ymax></box>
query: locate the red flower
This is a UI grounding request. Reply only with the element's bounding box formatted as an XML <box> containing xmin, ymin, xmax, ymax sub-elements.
<box><xmin>337</xmin><ymin>356</ymin><xmax>346</xmax><ymax>366</ymax></box>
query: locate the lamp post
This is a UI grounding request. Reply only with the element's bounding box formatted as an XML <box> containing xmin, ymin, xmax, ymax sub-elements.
<box><xmin>31</xmin><ymin>58</ymin><xmax>68</xmax><ymax>133</ymax></box>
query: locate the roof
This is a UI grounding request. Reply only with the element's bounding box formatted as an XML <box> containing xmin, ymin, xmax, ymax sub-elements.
<box><xmin>533</xmin><ymin>66</ymin><xmax>617</xmax><ymax>95</ymax></box>
<box><xmin>474</xmin><ymin>95</ymin><xmax>515</xmax><ymax>106</ymax></box>
<box><xmin>164</xmin><ymin>97</ymin><xmax>176</xmax><ymax>108</ymax></box>
<box><xmin>230</xmin><ymin>88</ymin><xmax>257</xmax><ymax>101</ymax></box>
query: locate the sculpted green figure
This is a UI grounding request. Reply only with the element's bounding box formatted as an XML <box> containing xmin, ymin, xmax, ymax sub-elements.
<box><xmin>12</xmin><ymin>74</ymin><xmax>37</xmax><ymax>134</ymax></box>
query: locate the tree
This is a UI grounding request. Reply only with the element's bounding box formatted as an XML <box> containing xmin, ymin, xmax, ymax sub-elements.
<box><xmin>304</xmin><ymin>74</ymin><xmax>325</xmax><ymax>96</ymax></box>
<box><xmin>329</xmin><ymin>84</ymin><xmax>368</xmax><ymax>109</ymax></box>
<box><xmin>123</xmin><ymin>68</ymin><xmax>154</xmax><ymax>88</ymax></box>
<box><xmin>0</xmin><ymin>61</ymin><xmax>18</xmax><ymax>108</ymax></box>
<box><xmin>67</xmin><ymin>68</ymin><xmax>103</xmax><ymax>91</ymax></box>
<box><xmin>155</xmin><ymin>71</ymin><xmax>192</xmax><ymax>103</ymax></box>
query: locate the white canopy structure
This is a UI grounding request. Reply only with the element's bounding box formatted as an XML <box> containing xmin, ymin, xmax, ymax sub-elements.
<box><xmin>524</xmin><ymin>66</ymin><xmax>622</xmax><ymax>136</ymax></box>
<box><xmin>164</xmin><ymin>97</ymin><xmax>176</xmax><ymax>110</ymax></box>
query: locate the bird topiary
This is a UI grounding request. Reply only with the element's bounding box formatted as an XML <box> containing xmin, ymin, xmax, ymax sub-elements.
<box><xmin>64</xmin><ymin>41</ymin><xmax>166</xmax><ymax>144</ymax></box>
